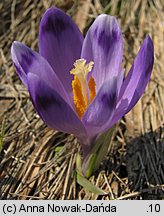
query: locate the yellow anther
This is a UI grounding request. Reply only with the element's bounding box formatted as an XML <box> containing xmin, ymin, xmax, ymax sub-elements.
<box><xmin>72</xmin><ymin>76</ymin><xmax>86</xmax><ymax>119</ymax></box>
<box><xmin>88</xmin><ymin>76</ymin><xmax>96</xmax><ymax>103</ymax></box>
<box><xmin>70</xmin><ymin>59</ymin><xmax>96</xmax><ymax>119</ymax></box>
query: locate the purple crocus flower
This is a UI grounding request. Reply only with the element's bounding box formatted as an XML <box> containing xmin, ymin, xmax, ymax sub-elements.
<box><xmin>11</xmin><ymin>7</ymin><xmax>154</xmax><ymax>176</ymax></box>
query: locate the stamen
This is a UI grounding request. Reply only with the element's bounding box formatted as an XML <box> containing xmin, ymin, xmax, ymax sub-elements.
<box><xmin>88</xmin><ymin>76</ymin><xmax>96</xmax><ymax>103</ymax></box>
<box><xmin>72</xmin><ymin>76</ymin><xmax>86</xmax><ymax>118</ymax></box>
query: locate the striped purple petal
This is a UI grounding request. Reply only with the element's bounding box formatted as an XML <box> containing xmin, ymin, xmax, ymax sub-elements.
<box><xmin>81</xmin><ymin>14</ymin><xmax>123</xmax><ymax>91</ymax></box>
<box><xmin>109</xmin><ymin>35</ymin><xmax>154</xmax><ymax>128</ymax></box>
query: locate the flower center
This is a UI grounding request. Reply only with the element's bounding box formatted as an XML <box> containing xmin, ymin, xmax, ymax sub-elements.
<box><xmin>70</xmin><ymin>59</ymin><xmax>96</xmax><ymax>118</ymax></box>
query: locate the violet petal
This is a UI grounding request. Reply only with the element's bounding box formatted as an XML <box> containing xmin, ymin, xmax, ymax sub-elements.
<box><xmin>82</xmin><ymin>74</ymin><xmax>123</xmax><ymax>137</ymax></box>
<box><xmin>81</xmin><ymin>14</ymin><xmax>123</xmax><ymax>91</ymax></box>
<box><xmin>11</xmin><ymin>41</ymin><xmax>72</xmax><ymax>107</ymax></box>
<box><xmin>39</xmin><ymin>7</ymin><xmax>83</xmax><ymax>96</ymax></box>
<box><xmin>27</xmin><ymin>73</ymin><xmax>86</xmax><ymax>137</ymax></box>
<box><xmin>111</xmin><ymin>35</ymin><xmax>154</xmax><ymax>126</ymax></box>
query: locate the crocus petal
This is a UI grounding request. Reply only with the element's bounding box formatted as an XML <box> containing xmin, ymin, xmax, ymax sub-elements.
<box><xmin>11</xmin><ymin>41</ymin><xmax>30</xmax><ymax>87</ymax></box>
<box><xmin>39</xmin><ymin>7</ymin><xmax>83</xmax><ymax>96</ymax></box>
<box><xmin>11</xmin><ymin>41</ymin><xmax>71</xmax><ymax>106</ymax></box>
<box><xmin>82</xmin><ymin>73</ymin><xmax>123</xmax><ymax>137</ymax></box>
<box><xmin>27</xmin><ymin>73</ymin><xmax>86</xmax><ymax>138</ymax></box>
<box><xmin>81</xmin><ymin>14</ymin><xmax>123</xmax><ymax>91</ymax></box>
<box><xmin>111</xmin><ymin>35</ymin><xmax>154</xmax><ymax>126</ymax></box>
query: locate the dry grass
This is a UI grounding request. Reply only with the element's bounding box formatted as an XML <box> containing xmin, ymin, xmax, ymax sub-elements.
<box><xmin>0</xmin><ymin>0</ymin><xmax>164</xmax><ymax>199</ymax></box>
